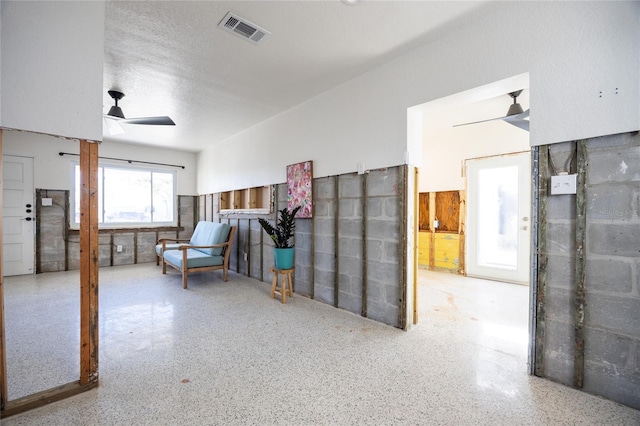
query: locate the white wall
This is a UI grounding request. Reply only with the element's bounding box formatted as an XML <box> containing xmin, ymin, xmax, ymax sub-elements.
<box><xmin>2</xmin><ymin>130</ymin><xmax>198</xmax><ymax>195</ymax></box>
<box><xmin>198</xmin><ymin>1</ymin><xmax>639</xmax><ymax>194</ymax></box>
<box><xmin>0</xmin><ymin>1</ymin><xmax>104</xmax><ymax>142</ymax></box>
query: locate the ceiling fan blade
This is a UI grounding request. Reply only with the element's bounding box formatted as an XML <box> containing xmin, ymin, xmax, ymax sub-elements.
<box><xmin>103</xmin><ymin>115</ymin><xmax>125</xmax><ymax>135</ymax></box>
<box><xmin>123</xmin><ymin>116</ymin><xmax>175</xmax><ymax>126</ymax></box>
<box><xmin>453</xmin><ymin>115</ymin><xmax>505</xmax><ymax>128</ymax></box>
<box><xmin>505</xmin><ymin>119</ymin><xmax>529</xmax><ymax>132</ymax></box>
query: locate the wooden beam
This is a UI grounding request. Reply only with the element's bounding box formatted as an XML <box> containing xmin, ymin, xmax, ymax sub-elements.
<box><xmin>0</xmin><ymin>129</ymin><xmax>7</xmax><ymax>409</ymax></box>
<box><xmin>458</xmin><ymin>190</ymin><xmax>466</xmax><ymax>275</ymax></box>
<box><xmin>413</xmin><ymin>167</ymin><xmax>419</xmax><ymax>325</ymax></box>
<box><xmin>574</xmin><ymin>140</ymin><xmax>587</xmax><ymax>388</ymax></box>
<box><xmin>79</xmin><ymin>139</ymin><xmax>99</xmax><ymax>386</ymax></box>
<box><xmin>333</xmin><ymin>175</ymin><xmax>339</xmax><ymax>308</ymax></box>
<box><xmin>399</xmin><ymin>165</ymin><xmax>408</xmax><ymax>330</ymax></box>
<box><xmin>361</xmin><ymin>172</ymin><xmax>367</xmax><ymax>317</ymax></box>
<box><xmin>534</xmin><ymin>145</ymin><xmax>550</xmax><ymax>377</ymax></box>
<box><xmin>1</xmin><ymin>380</ymin><xmax>98</xmax><ymax>418</ymax></box>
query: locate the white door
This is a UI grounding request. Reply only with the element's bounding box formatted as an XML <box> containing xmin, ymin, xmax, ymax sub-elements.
<box><xmin>3</xmin><ymin>155</ymin><xmax>35</xmax><ymax>276</ymax></box>
<box><xmin>466</xmin><ymin>152</ymin><xmax>531</xmax><ymax>285</ymax></box>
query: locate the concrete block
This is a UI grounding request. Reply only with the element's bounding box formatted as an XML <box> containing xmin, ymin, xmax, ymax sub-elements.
<box><xmin>586</xmin><ymin>258</ymin><xmax>633</xmax><ymax>293</ymax></box>
<box><xmin>546</xmin><ymin>222</ymin><xmax>575</xmax><ymax>254</ymax></box>
<box><xmin>384</xmin><ymin>197</ymin><xmax>399</xmax><ymax>218</ymax></box>
<box><xmin>314</xmin><ymin>218</ymin><xmax>335</xmax><ymax>236</ymax></box>
<box><xmin>588</xmin><ymin>223</ymin><xmax>640</xmax><ymax>257</ymax></box>
<box><xmin>542</xmin><ymin>319</ymin><xmax>575</xmax><ymax>386</ymax></box>
<box><xmin>338</xmin><ymin>238</ymin><xmax>362</xmax><ymax>258</ymax></box>
<box><xmin>314</xmin><ymin>177</ymin><xmax>336</xmax><ymax>200</ymax></box>
<box><xmin>584</xmin><ymin>327</ymin><xmax>632</xmax><ymax>367</ymax></box>
<box><xmin>546</xmin><ymin>193</ymin><xmax>576</xmax><ymax>220</ymax></box>
<box><xmin>339</xmin><ymin>198</ymin><xmax>362</xmax><ymax>218</ymax></box>
<box><xmin>368</xmin><ymin>219</ymin><xmax>399</xmax><ymax>241</ymax></box>
<box><xmin>545</xmin><ymin>286</ymin><xmax>573</xmax><ymax>323</ymax></box>
<box><xmin>314</xmin><ymin>281</ymin><xmax>334</xmax><ymax>305</ymax></box>
<box><xmin>366</xmin><ymin>300</ymin><xmax>399</xmax><ymax>327</ymax></box>
<box><xmin>385</xmin><ymin>282</ymin><xmax>401</xmax><ymax>306</ymax></box>
<box><xmin>587</xmin><ymin>184</ymin><xmax>639</xmax><ymax>221</ymax></box>
<box><xmin>587</xmin><ymin>293</ymin><xmax>640</xmax><ymax>339</ymax></box>
<box><xmin>367</xmin><ymin>168</ymin><xmax>400</xmax><ymax>198</ymax></box>
<box><xmin>588</xmin><ymin>145</ymin><xmax>640</xmax><ymax>185</ymax></box>
<box><xmin>583</xmin><ymin>362</ymin><xmax>640</xmax><ymax>410</ymax></box>
<box><xmin>367</xmin><ymin>261</ymin><xmax>400</xmax><ymax>287</ymax></box>
<box><xmin>339</xmin><ymin>174</ymin><xmax>362</xmax><ymax>199</ymax></box>
<box><xmin>367</xmin><ymin>198</ymin><xmax>383</xmax><ymax>218</ymax></box>
<box><xmin>366</xmin><ymin>240</ymin><xmax>382</xmax><ymax>262</ymax></box>
<box><xmin>545</xmin><ymin>255</ymin><xmax>574</xmax><ymax>289</ymax></box>
<box><xmin>364</xmin><ymin>279</ymin><xmax>382</xmax><ymax>303</ymax></box>
<box><xmin>587</xmin><ymin>131</ymin><xmax>639</xmax><ymax>151</ymax></box>
<box><xmin>339</xmin><ymin>256</ymin><xmax>363</xmax><ymax>279</ymax></box>
<box><xmin>338</xmin><ymin>290</ymin><xmax>362</xmax><ymax>315</ymax></box>
<box><xmin>338</xmin><ymin>219</ymin><xmax>362</xmax><ymax>239</ymax></box>
<box><xmin>314</xmin><ymin>235</ymin><xmax>334</xmax><ymax>253</ymax></box>
<box><xmin>314</xmin><ymin>252</ymin><xmax>335</xmax><ymax>272</ymax></box>
<box><xmin>137</xmin><ymin>232</ymin><xmax>157</xmax><ymax>263</ymax></box>
<box><xmin>313</xmin><ymin>201</ymin><xmax>329</xmax><ymax>217</ymax></box>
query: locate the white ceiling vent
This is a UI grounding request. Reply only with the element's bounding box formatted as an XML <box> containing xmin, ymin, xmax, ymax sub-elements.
<box><xmin>218</xmin><ymin>12</ymin><xmax>270</xmax><ymax>44</ymax></box>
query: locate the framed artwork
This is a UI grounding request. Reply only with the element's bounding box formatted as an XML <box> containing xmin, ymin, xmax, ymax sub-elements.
<box><xmin>286</xmin><ymin>160</ymin><xmax>313</xmax><ymax>218</ymax></box>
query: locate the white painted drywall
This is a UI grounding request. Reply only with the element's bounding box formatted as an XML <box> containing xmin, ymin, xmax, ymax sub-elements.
<box><xmin>2</xmin><ymin>130</ymin><xmax>198</xmax><ymax>195</ymax></box>
<box><xmin>197</xmin><ymin>1</ymin><xmax>639</xmax><ymax>194</ymax></box>
<box><xmin>0</xmin><ymin>1</ymin><xmax>104</xmax><ymax>141</ymax></box>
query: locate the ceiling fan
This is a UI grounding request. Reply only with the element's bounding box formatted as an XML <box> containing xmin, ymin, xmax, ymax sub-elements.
<box><xmin>104</xmin><ymin>90</ymin><xmax>175</xmax><ymax>126</ymax></box>
<box><xmin>453</xmin><ymin>90</ymin><xmax>529</xmax><ymax>132</ymax></box>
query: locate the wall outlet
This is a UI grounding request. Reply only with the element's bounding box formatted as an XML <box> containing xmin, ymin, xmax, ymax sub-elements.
<box><xmin>243</xmin><ymin>252</ymin><xmax>248</xmax><ymax>261</ymax></box>
<box><xmin>550</xmin><ymin>174</ymin><xmax>577</xmax><ymax>195</ymax></box>
<box><xmin>116</xmin><ymin>245</ymin><xmax>123</xmax><ymax>253</ymax></box>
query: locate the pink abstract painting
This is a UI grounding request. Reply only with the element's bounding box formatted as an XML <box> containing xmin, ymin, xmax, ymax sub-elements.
<box><xmin>287</xmin><ymin>160</ymin><xmax>313</xmax><ymax>218</ymax></box>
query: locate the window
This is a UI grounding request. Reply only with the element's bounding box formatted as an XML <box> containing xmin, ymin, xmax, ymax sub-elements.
<box><xmin>72</xmin><ymin>163</ymin><xmax>176</xmax><ymax>227</ymax></box>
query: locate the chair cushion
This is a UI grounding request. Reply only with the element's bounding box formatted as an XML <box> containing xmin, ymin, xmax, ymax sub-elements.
<box><xmin>190</xmin><ymin>222</ymin><xmax>231</xmax><ymax>256</ymax></box>
<box><xmin>155</xmin><ymin>243</ymin><xmax>186</xmax><ymax>256</ymax></box>
<box><xmin>163</xmin><ymin>249</ymin><xmax>224</xmax><ymax>269</ymax></box>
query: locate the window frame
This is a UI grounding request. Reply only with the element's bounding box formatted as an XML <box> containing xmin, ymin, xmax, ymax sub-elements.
<box><xmin>70</xmin><ymin>160</ymin><xmax>178</xmax><ymax>229</ymax></box>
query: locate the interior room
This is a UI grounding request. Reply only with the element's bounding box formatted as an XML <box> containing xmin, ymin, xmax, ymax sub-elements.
<box><xmin>1</xmin><ymin>0</ymin><xmax>639</xmax><ymax>423</ymax></box>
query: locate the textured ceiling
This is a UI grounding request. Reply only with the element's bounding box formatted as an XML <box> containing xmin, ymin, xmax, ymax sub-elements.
<box><xmin>103</xmin><ymin>1</ymin><xmax>491</xmax><ymax>152</ymax></box>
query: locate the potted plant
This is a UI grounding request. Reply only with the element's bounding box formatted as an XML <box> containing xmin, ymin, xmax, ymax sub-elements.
<box><xmin>258</xmin><ymin>206</ymin><xmax>301</xmax><ymax>270</ymax></box>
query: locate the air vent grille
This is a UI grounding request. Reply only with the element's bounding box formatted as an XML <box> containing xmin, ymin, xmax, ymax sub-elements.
<box><xmin>218</xmin><ymin>12</ymin><xmax>270</xmax><ymax>44</ymax></box>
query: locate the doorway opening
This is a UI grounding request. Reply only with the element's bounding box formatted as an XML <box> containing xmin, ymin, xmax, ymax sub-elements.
<box><xmin>408</xmin><ymin>73</ymin><xmax>533</xmax><ymax>370</ymax></box>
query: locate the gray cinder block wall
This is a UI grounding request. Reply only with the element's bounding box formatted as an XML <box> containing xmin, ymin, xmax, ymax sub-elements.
<box><xmin>539</xmin><ymin>132</ymin><xmax>640</xmax><ymax>409</ymax></box>
<box><xmin>36</xmin><ymin>194</ymin><xmax>197</xmax><ymax>272</ymax></box>
<box><xmin>203</xmin><ymin>166</ymin><xmax>407</xmax><ymax>328</ymax></box>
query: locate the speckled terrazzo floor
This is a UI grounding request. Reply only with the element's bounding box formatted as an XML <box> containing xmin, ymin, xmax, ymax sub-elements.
<box><xmin>2</xmin><ymin>265</ymin><xmax>639</xmax><ymax>425</ymax></box>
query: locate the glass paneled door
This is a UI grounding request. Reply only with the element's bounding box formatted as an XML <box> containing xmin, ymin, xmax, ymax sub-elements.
<box><xmin>466</xmin><ymin>152</ymin><xmax>531</xmax><ymax>285</ymax></box>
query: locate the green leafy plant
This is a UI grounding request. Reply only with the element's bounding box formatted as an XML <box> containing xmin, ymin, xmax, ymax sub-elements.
<box><xmin>258</xmin><ymin>206</ymin><xmax>301</xmax><ymax>248</ymax></box>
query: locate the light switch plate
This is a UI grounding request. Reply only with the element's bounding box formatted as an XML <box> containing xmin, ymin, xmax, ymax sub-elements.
<box><xmin>550</xmin><ymin>174</ymin><xmax>577</xmax><ymax>195</ymax></box>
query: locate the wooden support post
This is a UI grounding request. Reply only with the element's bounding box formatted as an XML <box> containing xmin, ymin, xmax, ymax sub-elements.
<box><xmin>534</xmin><ymin>145</ymin><xmax>550</xmax><ymax>377</ymax></box>
<box><xmin>333</xmin><ymin>176</ymin><xmax>339</xmax><ymax>308</ymax></box>
<box><xmin>361</xmin><ymin>172</ymin><xmax>367</xmax><ymax>317</ymax></box>
<box><xmin>79</xmin><ymin>139</ymin><xmax>99</xmax><ymax>386</ymax></box>
<box><xmin>458</xmin><ymin>191</ymin><xmax>466</xmax><ymax>275</ymax></box>
<box><xmin>413</xmin><ymin>167</ymin><xmax>419</xmax><ymax>325</ymax></box>
<box><xmin>0</xmin><ymin>129</ymin><xmax>7</xmax><ymax>410</ymax></box>
<box><xmin>428</xmin><ymin>192</ymin><xmax>436</xmax><ymax>270</ymax></box>
<box><xmin>399</xmin><ymin>165</ymin><xmax>408</xmax><ymax>330</ymax></box>
<box><xmin>247</xmin><ymin>219</ymin><xmax>251</xmax><ymax>278</ymax></box>
<box><xmin>310</xmin><ymin>205</ymin><xmax>315</xmax><ymax>300</ymax></box>
<box><xmin>574</xmin><ymin>140</ymin><xmax>587</xmax><ymax>388</ymax></box>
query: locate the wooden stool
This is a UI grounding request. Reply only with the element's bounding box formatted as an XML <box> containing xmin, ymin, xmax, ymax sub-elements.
<box><xmin>270</xmin><ymin>267</ymin><xmax>294</xmax><ymax>304</ymax></box>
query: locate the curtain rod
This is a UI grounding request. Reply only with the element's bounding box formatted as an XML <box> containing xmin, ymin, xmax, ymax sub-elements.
<box><xmin>58</xmin><ymin>152</ymin><xmax>185</xmax><ymax>169</ymax></box>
